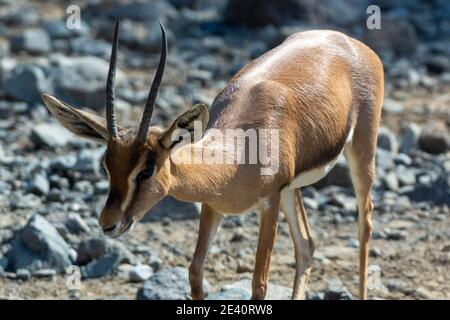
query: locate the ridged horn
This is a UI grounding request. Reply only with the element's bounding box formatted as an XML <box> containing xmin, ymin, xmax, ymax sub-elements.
<box><xmin>136</xmin><ymin>21</ymin><xmax>168</xmax><ymax>143</ymax></box>
<box><xmin>105</xmin><ymin>18</ymin><xmax>120</xmax><ymax>139</ymax></box>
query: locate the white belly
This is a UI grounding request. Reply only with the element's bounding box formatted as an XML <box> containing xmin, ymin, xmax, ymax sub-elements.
<box><xmin>286</xmin><ymin>127</ymin><xmax>354</xmax><ymax>189</ymax></box>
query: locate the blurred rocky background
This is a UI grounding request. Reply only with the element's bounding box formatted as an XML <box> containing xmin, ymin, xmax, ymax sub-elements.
<box><xmin>0</xmin><ymin>0</ymin><xmax>449</xmax><ymax>300</ymax></box>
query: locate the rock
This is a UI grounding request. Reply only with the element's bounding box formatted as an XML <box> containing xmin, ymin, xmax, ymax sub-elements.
<box><xmin>44</xmin><ymin>20</ymin><xmax>88</xmax><ymax>39</ymax></box>
<box><xmin>74</xmin><ymin>148</ymin><xmax>104</xmax><ymax>174</ymax></box>
<box><xmin>425</xmin><ymin>55</ymin><xmax>450</xmax><ymax>74</ymax></box>
<box><xmin>376</xmin><ymin>148</ymin><xmax>395</xmax><ymax>171</ymax></box>
<box><xmin>400</xmin><ymin>123</ymin><xmax>422</xmax><ymax>155</ymax></box>
<box><xmin>418</xmin><ymin>126</ymin><xmax>450</xmax><ymax>155</ymax></box>
<box><xmin>77</xmin><ymin>237</ymin><xmax>135</xmax><ymax>279</ymax></box>
<box><xmin>99</xmin><ymin>0</ymin><xmax>178</xmax><ymax>22</ymax></box>
<box><xmin>208</xmin><ymin>287</ymin><xmax>251</xmax><ymax>300</ymax></box>
<box><xmin>32</xmin><ymin>268</ymin><xmax>56</xmax><ymax>279</ymax></box>
<box><xmin>209</xmin><ymin>278</ymin><xmax>291</xmax><ymax>300</ymax></box>
<box><xmin>363</xmin><ymin>16</ymin><xmax>417</xmax><ymax>55</ymax></box>
<box><xmin>225</xmin><ymin>0</ymin><xmax>325</xmax><ymax>27</ymax></box>
<box><xmin>383</xmin><ymin>98</ymin><xmax>404</xmax><ymax>114</ymax></box>
<box><xmin>7</xmin><ymin>214</ymin><xmax>72</xmax><ymax>273</ymax></box>
<box><xmin>383</xmin><ymin>171</ymin><xmax>399</xmax><ymax>191</ymax></box>
<box><xmin>394</xmin><ymin>153</ymin><xmax>412</xmax><ymax>166</ymax></box>
<box><xmin>50</xmin><ymin>55</ymin><xmax>127</xmax><ymax>108</ymax></box>
<box><xmin>31</xmin><ymin>123</ymin><xmax>76</xmax><ymax>149</ymax></box>
<box><xmin>137</xmin><ymin>267</ymin><xmax>210</xmax><ymax>300</ymax></box>
<box><xmin>321</xmin><ymin>245</ymin><xmax>357</xmax><ymax>260</ymax></box>
<box><xmin>10</xmin><ymin>28</ymin><xmax>51</xmax><ymax>54</ymax></box>
<box><xmin>377</xmin><ymin>127</ymin><xmax>398</xmax><ymax>155</ymax></box>
<box><xmin>65</xmin><ymin>213</ymin><xmax>90</xmax><ymax>234</ymax></box>
<box><xmin>129</xmin><ymin>265</ymin><xmax>154</xmax><ymax>282</ymax></box>
<box><xmin>27</xmin><ymin>173</ymin><xmax>50</xmax><ymax>196</ymax></box>
<box><xmin>384</xmin><ymin>228</ymin><xmax>408</xmax><ymax>241</ymax></box>
<box><xmin>142</xmin><ymin>196</ymin><xmax>200</xmax><ymax>222</ymax></box>
<box><xmin>324</xmin><ymin>278</ymin><xmax>353</xmax><ymax>300</ymax></box>
<box><xmin>2</xmin><ymin>64</ymin><xmax>51</xmax><ymax>103</ymax></box>
<box><xmin>315</xmin><ymin>156</ymin><xmax>352</xmax><ymax>188</ymax></box>
<box><xmin>16</xmin><ymin>268</ymin><xmax>31</xmax><ymax>281</ymax></box>
<box><xmin>10</xmin><ymin>193</ymin><xmax>42</xmax><ymax>210</ymax></box>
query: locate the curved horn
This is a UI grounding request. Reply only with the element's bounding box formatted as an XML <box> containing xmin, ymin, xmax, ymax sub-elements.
<box><xmin>105</xmin><ymin>18</ymin><xmax>120</xmax><ymax>139</ymax></box>
<box><xmin>137</xmin><ymin>21</ymin><xmax>168</xmax><ymax>143</ymax></box>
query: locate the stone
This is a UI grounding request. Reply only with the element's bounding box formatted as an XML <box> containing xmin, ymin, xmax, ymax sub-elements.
<box><xmin>7</xmin><ymin>214</ymin><xmax>72</xmax><ymax>273</ymax></box>
<box><xmin>31</xmin><ymin>123</ymin><xmax>76</xmax><ymax>149</ymax></box>
<box><xmin>210</xmin><ymin>278</ymin><xmax>291</xmax><ymax>300</ymax></box>
<box><xmin>129</xmin><ymin>265</ymin><xmax>154</xmax><ymax>282</ymax></box>
<box><xmin>100</xmin><ymin>0</ymin><xmax>178</xmax><ymax>22</ymax></box>
<box><xmin>65</xmin><ymin>213</ymin><xmax>90</xmax><ymax>234</ymax></box>
<box><xmin>77</xmin><ymin>237</ymin><xmax>135</xmax><ymax>279</ymax></box>
<box><xmin>383</xmin><ymin>98</ymin><xmax>404</xmax><ymax>114</ymax></box>
<box><xmin>383</xmin><ymin>171</ymin><xmax>399</xmax><ymax>191</ymax></box>
<box><xmin>378</xmin><ymin>127</ymin><xmax>398</xmax><ymax>155</ymax></box>
<box><xmin>315</xmin><ymin>156</ymin><xmax>352</xmax><ymax>188</ymax></box>
<box><xmin>10</xmin><ymin>193</ymin><xmax>42</xmax><ymax>210</ymax></box>
<box><xmin>376</xmin><ymin>148</ymin><xmax>395</xmax><ymax>171</ymax></box>
<box><xmin>16</xmin><ymin>268</ymin><xmax>31</xmax><ymax>281</ymax></box>
<box><xmin>418</xmin><ymin>126</ymin><xmax>449</xmax><ymax>155</ymax></box>
<box><xmin>2</xmin><ymin>64</ymin><xmax>51</xmax><ymax>103</ymax></box>
<box><xmin>27</xmin><ymin>173</ymin><xmax>50</xmax><ymax>196</ymax></box>
<box><xmin>142</xmin><ymin>196</ymin><xmax>200</xmax><ymax>222</ymax></box>
<box><xmin>50</xmin><ymin>55</ymin><xmax>127</xmax><ymax>108</ymax></box>
<box><xmin>137</xmin><ymin>267</ymin><xmax>210</xmax><ymax>300</ymax></box>
<box><xmin>400</xmin><ymin>123</ymin><xmax>422</xmax><ymax>155</ymax></box>
<box><xmin>10</xmin><ymin>28</ymin><xmax>51</xmax><ymax>54</ymax></box>
<box><xmin>324</xmin><ymin>277</ymin><xmax>353</xmax><ymax>300</ymax></box>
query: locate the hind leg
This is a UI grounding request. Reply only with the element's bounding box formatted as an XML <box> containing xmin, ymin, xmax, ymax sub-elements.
<box><xmin>344</xmin><ymin>130</ymin><xmax>378</xmax><ymax>299</ymax></box>
<box><xmin>280</xmin><ymin>188</ymin><xmax>315</xmax><ymax>300</ymax></box>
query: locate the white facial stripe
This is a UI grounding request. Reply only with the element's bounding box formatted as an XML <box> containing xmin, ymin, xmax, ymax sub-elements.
<box><xmin>120</xmin><ymin>162</ymin><xmax>143</xmax><ymax>213</ymax></box>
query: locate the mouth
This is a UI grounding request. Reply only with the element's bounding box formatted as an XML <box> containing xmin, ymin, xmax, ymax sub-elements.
<box><xmin>122</xmin><ymin>219</ymin><xmax>134</xmax><ymax>234</ymax></box>
<box><xmin>103</xmin><ymin>219</ymin><xmax>134</xmax><ymax>238</ymax></box>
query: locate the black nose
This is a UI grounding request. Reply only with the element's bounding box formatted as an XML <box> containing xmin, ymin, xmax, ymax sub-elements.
<box><xmin>103</xmin><ymin>224</ymin><xmax>117</xmax><ymax>232</ymax></box>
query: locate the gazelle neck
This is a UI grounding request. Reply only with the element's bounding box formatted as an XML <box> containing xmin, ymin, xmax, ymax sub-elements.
<box><xmin>168</xmin><ymin>139</ymin><xmax>236</xmax><ymax>203</ymax></box>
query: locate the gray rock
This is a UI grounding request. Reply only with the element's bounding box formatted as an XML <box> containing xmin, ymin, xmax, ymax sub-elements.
<box><xmin>383</xmin><ymin>171</ymin><xmax>399</xmax><ymax>191</ymax></box>
<box><xmin>142</xmin><ymin>196</ymin><xmax>201</xmax><ymax>222</ymax></box>
<box><xmin>7</xmin><ymin>214</ymin><xmax>72</xmax><ymax>273</ymax></box>
<box><xmin>44</xmin><ymin>20</ymin><xmax>88</xmax><ymax>39</ymax></box>
<box><xmin>418</xmin><ymin>126</ymin><xmax>450</xmax><ymax>155</ymax></box>
<box><xmin>65</xmin><ymin>213</ymin><xmax>90</xmax><ymax>234</ymax></box>
<box><xmin>384</xmin><ymin>228</ymin><xmax>408</xmax><ymax>240</ymax></box>
<box><xmin>10</xmin><ymin>193</ymin><xmax>42</xmax><ymax>210</ymax></box>
<box><xmin>74</xmin><ymin>148</ymin><xmax>104</xmax><ymax>174</ymax></box>
<box><xmin>2</xmin><ymin>64</ymin><xmax>51</xmax><ymax>103</ymax></box>
<box><xmin>378</xmin><ymin>127</ymin><xmax>398</xmax><ymax>155</ymax></box>
<box><xmin>383</xmin><ymin>98</ymin><xmax>404</xmax><ymax>114</ymax></box>
<box><xmin>209</xmin><ymin>278</ymin><xmax>291</xmax><ymax>300</ymax></box>
<box><xmin>77</xmin><ymin>237</ymin><xmax>135</xmax><ymax>279</ymax></box>
<box><xmin>101</xmin><ymin>0</ymin><xmax>179</xmax><ymax>22</ymax></box>
<box><xmin>324</xmin><ymin>278</ymin><xmax>353</xmax><ymax>300</ymax></box>
<box><xmin>400</xmin><ymin>123</ymin><xmax>422</xmax><ymax>155</ymax></box>
<box><xmin>394</xmin><ymin>153</ymin><xmax>412</xmax><ymax>166</ymax></box>
<box><xmin>31</xmin><ymin>123</ymin><xmax>76</xmax><ymax>149</ymax></box>
<box><xmin>16</xmin><ymin>268</ymin><xmax>31</xmax><ymax>281</ymax></box>
<box><xmin>51</xmin><ymin>55</ymin><xmax>127</xmax><ymax>108</ymax></box>
<box><xmin>32</xmin><ymin>268</ymin><xmax>56</xmax><ymax>279</ymax></box>
<box><xmin>129</xmin><ymin>265</ymin><xmax>154</xmax><ymax>282</ymax></box>
<box><xmin>10</xmin><ymin>28</ymin><xmax>51</xmax><ymax>54</ymax></box>
<box><xmin>376</xmin><ymin>148</ymin><xmax>395</xmax><ymax>171</ymax></box>
<box><xmin>137</xmin><ymin>267</ymin><xmax>209</xmax><ymax>300</ymax></box>
<box><xmin>315</xmin><ymin>156</ymin><xmax>352</xmax><ymax>188</ymax></box>
<box><xmin>27</xmin><ymin>173</ymin><xmax>50</xmax><ymax>196</ymax></box>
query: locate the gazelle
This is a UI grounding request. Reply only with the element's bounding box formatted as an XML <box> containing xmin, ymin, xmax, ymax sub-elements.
<box><xmin>41</xmin><ymin>19</ymin><xmax>384</xmax><ymax>300</ymax></box>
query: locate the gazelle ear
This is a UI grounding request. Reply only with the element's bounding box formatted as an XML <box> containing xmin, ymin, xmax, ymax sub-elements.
<box><xmin>41</xmin><ymin>94</ymin><xmax>120</xmax><ymax>144</ymax></box>
<box><xmin>159</xmin><ymin>103</ymin><xmax>209</xmax><ymax>149</ymax></box>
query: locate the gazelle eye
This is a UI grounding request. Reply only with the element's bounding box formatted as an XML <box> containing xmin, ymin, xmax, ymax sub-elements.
<box><xmin>135</xmin><ymin>169</ymin><xmax>153</xmax><ymax>184</ymax></box>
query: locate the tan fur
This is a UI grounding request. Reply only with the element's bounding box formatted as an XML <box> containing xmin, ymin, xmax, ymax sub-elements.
<box><xmin>42</xmin><ymin>30</ymin><xmax>384</xmax><ymax>300</ymax></box>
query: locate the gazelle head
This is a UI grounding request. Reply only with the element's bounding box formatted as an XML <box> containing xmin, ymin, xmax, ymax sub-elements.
<box><xmin>41</xmin><ymin>19</ymin><xmax>209</xmax><ymax>238</ymax></box>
